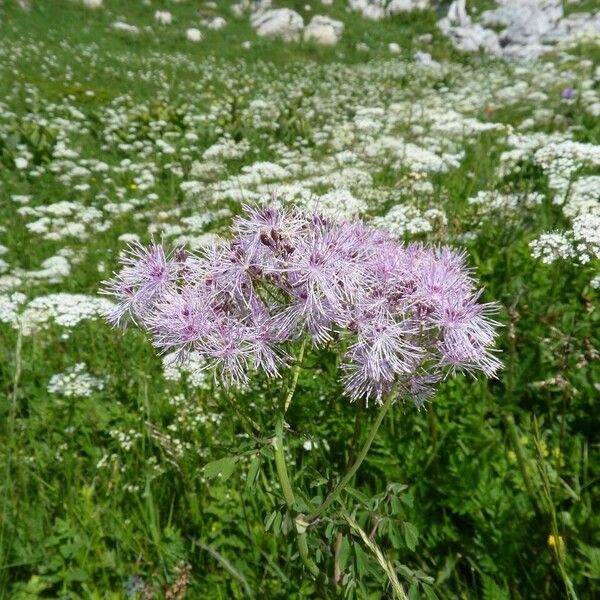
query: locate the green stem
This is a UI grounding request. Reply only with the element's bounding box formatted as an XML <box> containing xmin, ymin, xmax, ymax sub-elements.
<box><xmin>222</xmin><ymin>391</ymin><xmax>261</xmax><ymax>437</ymax></box>
<box><xmin>532</xmin><ymin>417</ymin><xmax>578</xmax><ymax>600</ymax></box>
<box><xmin>273</xmin><ymin>414</ymin><xmax>320</xmax><ymax>579</ymax></box>
<box><xmin>283</xmin><ymin>338</ymin><xmax>306</xmax><ymax>414</ymax></box>
<box><xmin>341</xmin><ymin>508</ymin><xmax>408</xmax><ymax>600</ymax></box>
<box><xmin>504</xmin><ymin>413</ymin><xmax>540</xmax><ymax>514</ymax></box>
<box><xmin>10</xmin><ymin>327</ymin><xmax>23</xmax><ymax>433</ymax></box>
<box><xmin>347</xmin><ymin>404</ymin><xmax>363</xmax><ymax>466</ymax></box>
<box><xmin>274</xmin><ymin>416</ymin><xmax>296</xmax><ymax>508</ymax></box>
<box><xmin>295</xmin><ymin>530</ymin><xmax>320</xmax><ymax>579</ymax></box>
<box><xmin>308</xmin><ymin>393</ymin><xmax>395</xmax><ymax>522</ymax></box>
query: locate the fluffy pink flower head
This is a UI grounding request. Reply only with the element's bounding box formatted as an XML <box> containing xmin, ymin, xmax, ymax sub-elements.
<box><xmin>102</xmin><ymin>204</ymin><xmax>501</xmax><ymax>406</ymax></box>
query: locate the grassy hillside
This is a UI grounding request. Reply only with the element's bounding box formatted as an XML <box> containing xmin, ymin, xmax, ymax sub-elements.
<box><xmin>0</xmin><ymin>1</ymin><xmax>598</xmax><ymax>598</ymax></box>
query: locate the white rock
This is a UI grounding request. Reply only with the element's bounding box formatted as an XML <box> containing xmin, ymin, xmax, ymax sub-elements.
<box><xmin>556</xmin><ymin>13</ymin><xmax>600</xmax><ymax>42</ymax></box>
<box><xmin>251</xmin><ymin>8</ymin><xmax>304</xmax><ymax>42</ymax></box>
<box><xmin>386</xmin><ymin>0</ymin><xmax>430</xmax><ymax>15</ymax></box>
<box><xmin>446</xmin><ymin>0</ymin><xmax>469</xmax><ymax>25</ymax></box>
<box><xmin>364</xmin><ymin>5</ymin><xmax>386</xmax><ymax>19</ymax></box>
<box><xmin>321</xmin><ymin>0</ymin><xmax>333</xmax><ymax>5</ymax></box>
<box><xmin>186</xmin><ymin>27</ymin><xmax>203</xmax><ymax>42</ymax></box>
<box><xmin>416</xmin><ymin>32</ymin><xmax>433</xmax><ymax>44</ymax></box>
<box><xmin>348</xmin><ymin>0</ymin><xmax>385</xmax><ymax>21</ymax></box>
<box><xmin>439</xmin><ymin>0</ymin><xmax>600</xmax><ymax>60</ymax></box>
<box><xmin>111</xmin><ymin>21</ymin><xmax>139</xmax><ymax>34</ymax></box>
<box><xmin>246</xmin><ymin>0</ymin><xmax>272</xmax><ymax>11</ymax></box>
<box><xmin>154</xmin><ymin>10</ymin><xmax>173</xmax><ymax>25</ymax></box>
<box><xmin>303</xmin><ymin>15</ymin><xmax>344</xmax><ymax>45</ymax></box>
<box><xmin>438</xmin><ymin>1</ymin><xmax>501</xmax><ymax>55</ymax></box>
<box><xmin>83</xmin><ymin>0</ymin><xmax>102</xmax><ymax>8</ymax></box>
<box><xmin>208</xmin><ymin>16</ymin><xmax>227</xmax><ymax>30</ymax></box>
<box><xmin>414</xmin><ymin>51</ymin><xmax>441</xmax><ymax>68</ymax></box>
<box><xmin>453</xmin><ymin>23</ymin><xmax>501</xmax><ymax>54</ymax></box>
<box><xmin>481</xmin><ymin>0</ymin><xmax>562</xmax><ymax>47</ymax></box>
<box><xmin>388</xmin><ymin>42</ymin><xmax>401</xmax><ymax>53</ymax></box>
<box><xmin>349</xmin><ymin>0</ymin><xmax>429</xmax><ymax>20</ymax></box>
<box><xmin>232</xmin><ymin>3</ymin><xmax>245</xmax><ymax>18</ymax></box>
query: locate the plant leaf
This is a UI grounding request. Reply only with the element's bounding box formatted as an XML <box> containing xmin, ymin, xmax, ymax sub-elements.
<box><xmin>246</xmin><ymin>457</ymin><xmax>261</xmax><ymax>489</ymax></box>
<box><xmin>203</xmin><ymin>456</ymin><xmax>238</xmax><ymax>481</ymax></box>
<box><xmin>404</xmin><ymin>522</ymin><xmax>419</xmax><ymax>551</ymax></box>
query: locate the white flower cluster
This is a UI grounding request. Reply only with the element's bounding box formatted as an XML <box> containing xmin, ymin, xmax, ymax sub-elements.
<box><xmin>0</xmin><ymin>293</ymin><xmax>27</xmax><ymax>325</ymax></box>
<box><xmin>168</xmin><ymin>394</ymin><xmax>222</xmax><ymax>432</ymax></box>
<box><xmin>558</xmin><ymin>28</ymin><xmax>600</xmax><ymax>51</ymax></box>
<box><xmin>47</xmin><ymin>363</ymin><xmax>106</xmax><ymax>397</ymax></box>
<box><xmin>109</xmin><ymin>428</ymin><xmax>142</xmax><ymax>452</ymax></box>
<box><xmin>468</xmin><ymin>190</ymin><xmax>545</xmax><ymax>216</ymax></box>
<box><xmin>203</xmin><ymin>135</ymin><xmax>251</xmax><ymax>161</ymax></box>
<box><xmin>530</xmin><ymin>215</ymin><xmax>600</xmax><ymax>267</ymax></box>
<box><xmin>499</xmin><ymin>132</ymin><xmax>570</xmax><ymax>177</ymax></box>
<box><xmin>19</xmin><ymin>201</ymin><xmax>109</xmax><ymax>241</ymax></box>
<box><xmin>0</xmin><ymin>251</ymin><xmax>79</xmax><ymax>292</ymax></box>
<box><xmin>535</xmin><ymin>141</ymin><xmax>600</xmax><ymax>198</ymax></box>
<box><xmin>373</xmin><ymin>204</ymin><xmax>447</xmax><ymax>238</ymax></box>
<box><xmin>562</xmin><ymin>176</ymin><xmax>600</xmax><ymax>219</ymax></box>
<box><xmin>0</xmin><ymin>293</ymin><xmax>113</xmax><ymax>335</ymax></box>
<box><xmin>572</xmin><ymin>214</ymin><xmax>600</xmax><ymax>264</ymax></box>
<box><xmin>314</xmin><ymin>188</ymin><xmax>368</xmax><ymax>219</ymax></box>
<box><xmin>530</xmin><ymin>141</ymin><xmax>600</xmax><ymax>269</ymax></box>
<box><xmin>162</xmin><ymin>351</ymin><xmax>211</xmax><ymax>390</ymax></box>
<box><xmin>530</xmin><ymin>233</ymin><xmax>575</xmax><ymax>264</ymax></box>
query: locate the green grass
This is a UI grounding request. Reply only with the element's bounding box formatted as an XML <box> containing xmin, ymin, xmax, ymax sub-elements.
<box><xmin>1</xmin><ymin>1</ymin><xmax>599</xmax><ymax>599</ymax></box>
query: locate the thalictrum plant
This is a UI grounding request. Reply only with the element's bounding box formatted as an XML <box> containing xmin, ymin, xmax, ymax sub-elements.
<box><xmin>102</xmin><ymin>202</ymin><xmax>501</xmax><ymax>592</ymax></box>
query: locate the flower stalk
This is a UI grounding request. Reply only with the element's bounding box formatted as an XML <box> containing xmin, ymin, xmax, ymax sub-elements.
<box><xmin>273</xmin><ymin>416</ymin><xmax>296</xmax><ymax>508</ymax></box>
<box><xmin>341</xmin><ymin>508</ymin><xmax>408</xmax><ymax>600</ymax></box>
<box><xmin>273</xmin><ymin>414</ymin><xmax>320</xmax><ymax>579</ymax></box>
<box><xmin>283</xmin><ymin>338</ymin><xmax>306</xmax><ymax>414</ymax></box>
<box><xmin>308</xmin><ymin>392</ymin><xmax>395</xmax><ymax>522</ymax></box>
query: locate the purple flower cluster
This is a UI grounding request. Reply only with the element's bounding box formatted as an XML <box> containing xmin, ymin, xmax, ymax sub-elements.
<box><xmin>103</xmin><ymin>204</ymin><xmax>500</xmax><ymax>406</ymax></box>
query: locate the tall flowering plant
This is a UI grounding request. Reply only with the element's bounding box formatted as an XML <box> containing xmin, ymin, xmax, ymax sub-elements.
<box><xmin>103</xmin><ymin>203</ymin><xmax>500</xmax><ymax>593</ymax></box>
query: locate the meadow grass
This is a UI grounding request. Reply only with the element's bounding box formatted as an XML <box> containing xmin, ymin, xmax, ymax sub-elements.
<box><xmin>0</xmin><ymin>1</ymin><xmax>599</xmax><ymax>598</ymax></box>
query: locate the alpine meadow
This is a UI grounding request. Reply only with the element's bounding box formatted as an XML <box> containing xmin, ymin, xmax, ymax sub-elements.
<box><xmin>0</xmin><ymin>0</ymin><xmax>599</xmax><ymax>599</ymax></box>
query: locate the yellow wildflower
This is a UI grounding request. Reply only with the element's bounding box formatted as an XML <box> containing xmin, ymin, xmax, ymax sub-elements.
<box><xmin>547</xmin><ymin>534</ymin><xmax>566</xmax><ymax>560</ymax></box>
